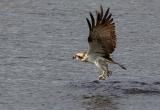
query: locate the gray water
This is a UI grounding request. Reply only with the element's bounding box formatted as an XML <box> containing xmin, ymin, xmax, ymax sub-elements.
<box><xmin>0</xmin><ymin>0</ymin><xmax>160</xmax><ymax>110</ymax></box>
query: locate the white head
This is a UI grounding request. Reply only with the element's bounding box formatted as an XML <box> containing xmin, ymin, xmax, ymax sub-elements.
<box><xmin>73</xmin><ymin>52</ymin><xmax>87</xmax><ymax>61</ymax></box>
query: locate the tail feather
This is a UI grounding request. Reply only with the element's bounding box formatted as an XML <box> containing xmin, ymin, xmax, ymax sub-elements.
<box><xmin>106</xmin><ymin>58</ymin><xmax>127</xmax><ymax>70</ymax></box>
<box><xmin>117</xmin><ymin>63</ymin><xmax>127</xmax><ymax>70</ymax></box>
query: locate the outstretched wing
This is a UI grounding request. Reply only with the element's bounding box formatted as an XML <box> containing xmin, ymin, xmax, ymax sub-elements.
<box><xmin>86</xmin><ymin>6</ymin><xmax>116</xmax><ymax>55</ymax></box>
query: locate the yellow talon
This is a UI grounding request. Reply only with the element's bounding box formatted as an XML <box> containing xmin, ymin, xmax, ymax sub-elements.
<box><xmin>98</xmin><ymin>74</ymin><xmax>107</xmax><ymax>80</ymax></box>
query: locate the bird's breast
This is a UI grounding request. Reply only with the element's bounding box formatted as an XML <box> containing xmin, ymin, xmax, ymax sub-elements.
<box><xmin>87</xmin><ymin>54</ymin><xmax>100</xmax><ymax>64</ymax></box>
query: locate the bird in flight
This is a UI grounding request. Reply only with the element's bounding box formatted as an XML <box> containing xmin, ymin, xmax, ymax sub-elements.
<box><xmin>73</xmin><ymin>6</ymin><xmax>126</xmax><ymax>80</ymax></box>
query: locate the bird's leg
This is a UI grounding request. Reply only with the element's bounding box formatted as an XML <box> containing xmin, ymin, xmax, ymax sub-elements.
<box><xmin>98</xmin><ymin>64</ymin><xmax>112</xmax><ymax>80</ymax></box>
<box><xmin>105</xmin><ymin>64</ymin><xmax>112</xmax><ymax>77</ymax></box>
<box><xmin>98</xmin><ymin>64</ymin><xmax>108</xmax><ymax>80</ymax></box>
<box><xmin>99</xmin><ymin>71</ymin><xmax>107</xmax><ymax>80</ymax></box>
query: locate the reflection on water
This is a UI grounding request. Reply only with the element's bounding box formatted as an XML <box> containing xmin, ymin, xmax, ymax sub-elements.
<box><xmin>69</xmin><ymin>80</ymin><xmax>160</xmax><ymax>110</ymax></box>
<box><xmin>83</xmin><ymin>95</ymin><xmax>118</xmax><ymax>110</ymax></box>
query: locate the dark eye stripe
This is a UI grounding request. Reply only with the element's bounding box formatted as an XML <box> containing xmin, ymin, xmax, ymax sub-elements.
<box><xmin>76</xmin><ymin>55</ymin><xmax>82</xmax><ymax>59</ymax></box>
<box><xmin>78</xmin><ymin>56</ymin><xmax>82</xmax><ymax>58</ymax></box>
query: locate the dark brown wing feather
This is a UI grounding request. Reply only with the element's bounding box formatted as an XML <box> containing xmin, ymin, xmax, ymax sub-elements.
<box><xmin>86</xmin><ymin>6</ymin><xmax>116</xmax><ymax>55</ymax></box>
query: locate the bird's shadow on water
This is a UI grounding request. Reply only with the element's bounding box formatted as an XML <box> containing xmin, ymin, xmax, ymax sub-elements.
<box><xmin>67</xmin><ymin>80</ymin><xmax>160</xmax><ymax>110</ymax></box>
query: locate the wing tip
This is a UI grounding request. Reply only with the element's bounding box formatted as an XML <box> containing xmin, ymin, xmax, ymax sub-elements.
<box><xmin>89</xmin><ymin>12</ymin><xmax>95</xmax><ymax>27</ymax></box>
<box><xmin>86</xmin><ymin>17</ymin><xmax>91</xmax><ymax>31</ymax></box>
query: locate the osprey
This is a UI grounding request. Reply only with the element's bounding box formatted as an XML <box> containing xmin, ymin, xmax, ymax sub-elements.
<box><xmin>73</xmin><ymin>6</ymin><xmax>126</xmax><ymax>80</ymax></box>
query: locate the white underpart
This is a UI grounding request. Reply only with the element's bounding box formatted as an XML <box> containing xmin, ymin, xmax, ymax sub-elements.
<box><xmin>86</xmin><ymin>53</ymin><xmax>109</xmax><ymax>74</ymax></box>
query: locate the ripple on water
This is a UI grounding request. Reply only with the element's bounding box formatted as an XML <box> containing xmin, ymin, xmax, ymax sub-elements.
<box><xmin>66</xmin><ymin>80</ymin><xmax>160</xmax><ymax>96</ymax></box>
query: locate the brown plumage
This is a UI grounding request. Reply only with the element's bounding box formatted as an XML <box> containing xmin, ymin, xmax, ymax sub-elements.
<box><xmin>86</xmin><ymin>6</ymin><xmax>116</xmax><ymax>56</ymax></box>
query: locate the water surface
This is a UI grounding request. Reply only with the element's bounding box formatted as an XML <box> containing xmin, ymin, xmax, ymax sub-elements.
<box><xmin>0</xmin><ymin>0</ymin><xmax>160</xmax><ymax>110</ymax></box>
